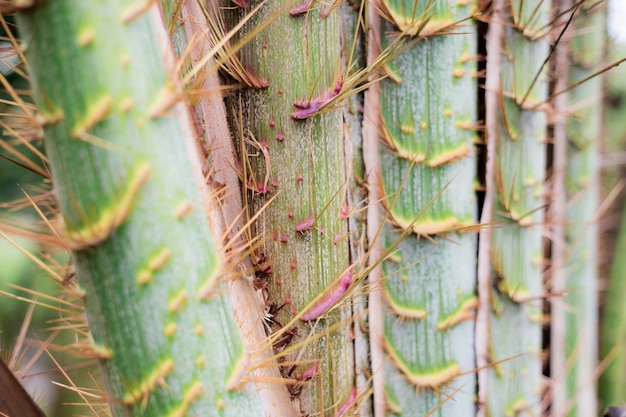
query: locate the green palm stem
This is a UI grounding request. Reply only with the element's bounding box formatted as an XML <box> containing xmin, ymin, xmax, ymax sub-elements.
<box><xmin>600</xmin><ymin>33</ymin><xmax>626</xmax><ymax>414</ymax></box>
<box><xmin>600</xmin><ymin>34</ymin><xmax>626</xmax><ymax>415</ymax></box>
<box><xmin>552</xmin><ymin>2</ymin><xmax>604</xmax><ymax>416</ymax></box>
<box><xmin>601</xmin><ymin>199</ymin><xmax>626</xmax><ymax>411</ymax></box>
<box><xmin>224</xmin><ymin>1</ymin><xmax>355</xmax><ymax>414</ymax></box>
<box><xmin>174</xmin><ymin>1</ymin><xmax>297</xmax><ymax>414</ymax></box>
<box><xmin>484</xmin><ymin>0</ymin><xmax>550</xmax><ymax>415</ymax></box>
<box><xmin>17</xmin><ymin>2</ymin><xmax>266</xmax><ymax>416</ymax></box>
<box><xmin>373</xmin><ymin>0</ymin><xmax>478</xmax><ymax>415</ymax></box>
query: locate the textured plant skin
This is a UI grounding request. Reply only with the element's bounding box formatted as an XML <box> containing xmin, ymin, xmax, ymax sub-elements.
<box><xmin>223</xmin><ymin>1</ymin><xmax>354</xmax><ymax>415</ymax></box>
<box><xmin>371</xmin><ymin>1</ymin><xmax>478</xmax><ymax>415</ymax></box>
<box><xmin>17</xmin><ymin>2</ymin><xmax>265</xmax><ymax>416</ymax></box>
<box><xmin>600</xmin><ymin>46</ymin><xmax>626</xmax><ymax>417</ymax></box>
<box><xmin>484</xmin><ymin>0</ymin><xmax>550</xmax><ymax>415</ymax></box>
<box><xmin>601</xmin><ymin>179</ymin><xmax>626</xmax><ymax>407</ymax></box>
<box><xmin>167</xmin><ymin>2</ymin><xmax>297</xmax><ymax>414</ymax></box>
<box><xmin>1</xmin><ymin>1</ymin><xmax>618</xmax><ymax>416</ymax></box>
<box><xmin>551</xmin><ymin>2</ymin><xmax>603</xmax><ymax>416</ymax></box>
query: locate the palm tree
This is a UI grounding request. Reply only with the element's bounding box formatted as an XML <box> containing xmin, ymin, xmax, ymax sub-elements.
<box><xmin>0</xmin><ymin>0</ymin><xmax>611</xmax><ymax>416</ymax></box>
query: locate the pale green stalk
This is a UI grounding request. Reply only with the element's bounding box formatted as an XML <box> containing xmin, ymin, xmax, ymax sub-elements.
<box><xmin>17</xmin><ymin>2</ymin><xmax>264</xmax><ymax>416</ymax></box>
<box><xmin>374</xmin><ymin>1</ymin><xmax>478</xmax><ymax>415</ymax></box>
<box><xmin>601</xmin><ymin>202</ymin><xmax>626</xmax><ymax>411</ymax></box>
<box><xmin>486</xmin><ymin>0</ymin><xmax>550</xmax><ymax>415</ymax></box>
<box><xmin>224</xmin><ymin>1</ymin><xmax>354</xmax><ymax>414</ymax></box>
<box><xmin>169</xmin><ymin>1</ymin><xmax>296</xmax><ymax>414</ymax></box>
<box><xmin>552</xmin><ymin>2</ymin><xmax>603</xmax><ymax>416</ymax></box>
<box><xmin>600</xmin><ymin>35</ymin><xmax>626</xmax><ymax>414</ymax></box>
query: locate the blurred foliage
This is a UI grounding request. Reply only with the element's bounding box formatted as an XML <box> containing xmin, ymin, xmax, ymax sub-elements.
<box><xmin>603</xmin><ymin>42</ymin><xmax>626</xmax><ymax>197</ymax></box>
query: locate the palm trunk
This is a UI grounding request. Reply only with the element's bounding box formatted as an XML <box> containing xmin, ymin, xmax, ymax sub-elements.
<box><xmin>482</xmin><ymin>0</ymin><xmax>551</xmax><ymax>415</ymax></box>
<box><xmin>224</xmin><ymin>1</ymin><xmax>355</xmax><ymax>414</ymax></box>
<box><xmin>0</xmin><ymin>1</ymin><xmax>617</xmax><ymax>416</ymax></box>
<box><xmin>600</xmin><ymin>26</ymin><xmax>626</xmax><ymax>414</ymax></box>
<box><xmin>552</xmin><ymin>2</ymin><xmax>604</xmax><ymax>415</ymax></box>
<box><xmin>17</xmin><ymin>2</ymin><xmax>265</xmax><ymax>416</ymax></box>
<box><xmin>369</xmin><ymin>1</ymin><xmax>478</xmax><ymax>415</ymax></box>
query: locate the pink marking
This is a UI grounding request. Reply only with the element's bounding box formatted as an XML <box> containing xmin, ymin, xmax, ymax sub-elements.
<box><xmin>290</xmin><ymin>0</ymin><xmax>311</xmax><ymax>16</ymax></box>
<box><xmin>284</xmin><ymin>293</ymin><xmax>291</xmax><ymax>304</ymax></box>
<box><xmin>281</xmin><ymin>233</ymin><xmax>288</xmax><ymax>243</ymax></box>
<box><xmin>319</xmin><ymin>226</ymin><xmax>325</xmax><ymax>235</ymax></box>
<box><xmin>295</xmin><ymin>217</ymin><xmax>314</xmax><ymax>232</ymax></box>
<box><xmin>255</xmin><ymin>183</ymin><xmax>271</xmax><ymax>194</ymax></box>
<box><xmin>300</xmin><ymin>270</ymin><xmax>353</xmax><ymax>321</ymax></box>
<box><xmin>319</xmin><ymin>0</ymin><xmax>340</xmax><ymax>19</ymax></box>
<box><xmin>348</xmin><ymin>330</ymin><xmax>355</xmax><ymax>340</ymax></box>
<box><xmin>290</xmin><ymin>259</ymin><xmax>297</xmax><ymax>270</ymax></box>
<box><xmin>276</xmin><ymin>130</ymin><xmax>284</xmax><ymax>142</ymax></box>
<box><xmin>298</xmin><ymin>363</ymin><xmax>318</xmax><ymax>380</ymax></box>
<box><xmin>269</xmin><ymin>115</ymin><xmax>276</xmax><ymax>127</ymax></box>
<box><xmin>333</xmin><ymin>233</ymin><xmax>341</xmax><ymax>244</ymax></box>
<box><xmin>337</xmin><ymin>389</ymin><xmax>357</xmax><ymax>417</ymax></box>
<box><xmin>296</xmin><ymin>173</ymin><xmax>303</xmax><ymax>185</ymax></box>
<box><xmin>260</xmin><ymin>140</ymin><xmax>269</xmax><ymax>149</ymax></box>
<box><xmin>278</xmin><ymin>88</ymin><xmax>283</xmax><ymax>95</ymax></box>
<box><xmin>341</xmin><ymin>204</ymin><xmax>349</xmax><ymax>220</ymax></box>
<box><xmin>291</xmin><ymin>77</ymin><xmax>344</xmax><ymax>120</ymax></box>
<box><xmin>288</xmin><ymin>207</ymin><xmax>294</xmax><ymax>219</ymax></box>
<box><xmin>230</xmin><ymin>0</ymin><xmax>249</xmax><ymax>8</ymax></box>
<box><xmin>273</xmin><ymin>230</ymin><xmax>279</xmax><ymax>241</ymax></box>
<box><xmin>262</xmin><ymin>39</ymin><xmax>268</xmax><ymax>49</ymax></box>
<box><xmin>272</xmin><ymin>178</ymin><xmax>279</xmax><ymax>188</ymax></box>
<box><xmin>275</xmin><ymin>275</ymin><xmax>281</xmax><ymax>286</ymax></box>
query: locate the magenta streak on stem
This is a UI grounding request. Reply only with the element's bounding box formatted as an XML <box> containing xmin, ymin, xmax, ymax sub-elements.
<box><xmin>341</xmin><ymin>204</ymin><xmax>349</xmax><ymax>220</ymax></box>
<box><xmin>300</xmin><ymin>271</ymin><xmax>353</xmax><ymax>321</ymax></box>
<box><xmin>231</xmin><ymin>0</ymin><xmax>249</xmax><ymax>8</ymax></box>
<box><xmin>253</xmin><ymin>182</ymin><xmax>271</xmax><ymax>194</ymax></box>
<box><xmin>290</xmin><ymin>0</ymin><xmax>311</xmax><ymax>16</ymax></box>
<box><xmin>291</xmin><ymin>77</ymin><xmax>344</xmax><ymax>119</ymax></box>
<box><xmin>298</xmin><ymin>363</ymin><xmax>319</xmax><ymax>380</ymax></box>
<box><xmin>295</xmin><ymin>217</ymin><xmax>314</xmax><ymax>232</ymax></box>
<box><xmin>337</xmin><ymin>389</ymin><xmax>357</xmax><ymax>417</ymax></box>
